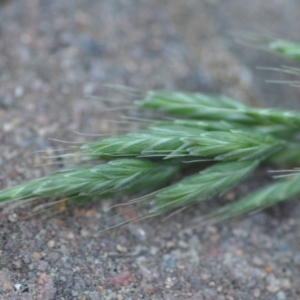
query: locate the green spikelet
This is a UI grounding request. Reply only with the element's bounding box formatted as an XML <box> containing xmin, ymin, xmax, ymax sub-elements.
<box><xmin>0</xmin><ymin>159</ymin><xmax>179</xmax><ymax>203</ymax></box>
<box><xmin>149</xmin><ymin>160</ymin><xmax>259</xmax><ymax>214</ymax></box>
<box><xmin>80</xmin><ymin>127</ymin><xmax>284</xmax><ymax>161</ymax></box>
<box><xmin>198</xmin><ymin>174</ymin><xmax>300</xmax><ymax>224</ymax></box>
<box><xmin>137</xmin><ymin>90</ymin><xmax>300</xmax><ymax>128</ymax></box>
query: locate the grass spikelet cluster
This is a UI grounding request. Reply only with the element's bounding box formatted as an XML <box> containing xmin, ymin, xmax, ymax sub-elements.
<box><xmin>1</xmin><ymin>36</ymin><xmax>300</xmax><ymax>225</ymax></box>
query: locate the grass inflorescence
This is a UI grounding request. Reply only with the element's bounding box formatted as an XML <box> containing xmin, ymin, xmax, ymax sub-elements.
<box><xmin>1</xmin><ymin>36</ymin><xmax>300</xmax><ymax>226</ymax></box>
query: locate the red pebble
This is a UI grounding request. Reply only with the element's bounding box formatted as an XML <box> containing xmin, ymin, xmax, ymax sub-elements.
<box><xmin>38</xmin><ymin>273</ymin><xmax>47</xmax><ymax>285</ymax></box>
<box><xmin>109</xmin><ymin>271</ymin><xmax>132</xmax><ymax>286</ymax></box>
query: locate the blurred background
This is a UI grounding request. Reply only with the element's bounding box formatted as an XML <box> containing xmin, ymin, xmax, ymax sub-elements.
<box><xmin>1</xmin><ymin>0</ymin><xmax>300</xmax><ymax>299</ymax></box>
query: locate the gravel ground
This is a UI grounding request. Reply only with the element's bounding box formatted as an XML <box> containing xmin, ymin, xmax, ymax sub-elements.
<box><xmin>1</xmin><ymin>0</ymin><xmax>300</xmax><ymax>299</ymax></box>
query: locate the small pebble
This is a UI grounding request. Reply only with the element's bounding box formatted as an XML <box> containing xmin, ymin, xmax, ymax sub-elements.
<box><xmin>67</xmin><ymin>232</ymin><xmax>75</xmax><ymax>239</ymax></box>
<box><xmin>2</xmin><ymin>282</ymin><xmax>12</xmax><ymax>292</ymax></box>
<box><xmin>252</xmin><ymin>256</ymin><xmax>264</xmax><ymax>266</ymax></box>
<box><xmin>163</xmin><ymin>255</ymin><xmax>178</xmax><ymax>271</ymax></box>
<box><xmin>190</xmin><ymin>292</ymin><xmax>204</xmax><ymax>300</ymax></box>
<box><xmin>14</xmin><ymin>86</ymin><xmax>24</xmax><ymax>98</ymax></box>
<box><xmin>166</xmin><ymin>241</ymin><xmax>175</xmax><ymax>249</ymax></box>
<box><xmin>127</xmin><ymin>223</ymin><xmax>147</xmax><ymax>241</ymax></box>
<box><xmin>276</xmin><ymin>291</ymin><xmax>286</xmax><ymax>300</ymax></box>
<box><xmin>116</xmin><ymin>244</ymin><xmax>127</xmax><ymax>253</ymax></box>
<box><xmin>97</xmin><ymin>286</ymin><xmax>104</xmax><ymax>292</ymax></box>
<box><xmin>47</xmin><ymin>240</ymin><xmax>55</xmax><ymax>248</ymax></box>
<box><xmin>164</xmin><ymin>277</ymin><xmax>173</xmax><ymax>288</ymax></box>
<box><xmin>71</xmin><ymin>290</ymin><xmax>79</xmax><ymax>297</ymax></box>
<box><xmin>280</xmin><ymin>278</ymin><xmax>291</xmax><ymax>289</ymax></box>
<box><xmin>178</xmin><ymin>240</ymin><xmax>188</xmax><ymax>248</ymax></box>
<box><xmin>85</xmin><ymin>209</ymin><xmax>97</xmax><ymax>218</ymax></box>
<box><xmin>13</xmin><ymin>260</ymin><xmax>21</xmax><ymax>269</ymax></box>
<box><xmin>8</xmin><ymin>213</ymin><xmax>18</xmax><ymax>223</ymax></box>
<box><xmin>109</xmin><ymin>271</ymin><xmax>132</xmax><ymax>286</ymax></box>
<box><xmin>14</xmin><ymin>283</ymin><xmax>22</xmax><ymax>291</ymax></box>
<box><xmin>253</xmin><ymin>288</ymin><xmax>261</xmax><ymax>298</ymax></box>
<box><xmin>80</xmin><ymin>229</ymin><xmax>89</xmax><ymax>237</ymax></box>
<box><xmin>203</xmin><ymin>288</ymin><xmax>217</xmax><ymax>299</ymax></box>
<box><xmin>32</xmin><ymin>252</ymin><xmax>41</xmax><ymax>260</ymax></box>
<box><xmin>38</xmin><ymin>260</ymin><xmax>48</xmax><ymax>271</ymax></box>
<box><xmin>266</xmin><ymin>275</ymin><xmax>280</xmax><ymax>294</ymax></box>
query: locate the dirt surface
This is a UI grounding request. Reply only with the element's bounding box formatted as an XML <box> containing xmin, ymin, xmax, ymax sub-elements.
<box><xmin>1</xmin><ymin>0</ymin><xmax>300</xmax><ymax>299</ymax></box>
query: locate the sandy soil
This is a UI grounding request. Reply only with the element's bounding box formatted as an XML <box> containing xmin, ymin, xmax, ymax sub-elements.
<box><xmin>1</xmin><ymin>0</ymin><xmax>300</xmax><ymax>299</ymax></box>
